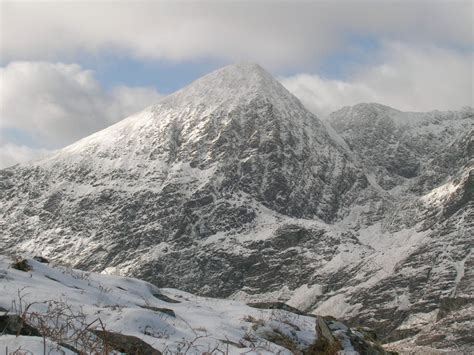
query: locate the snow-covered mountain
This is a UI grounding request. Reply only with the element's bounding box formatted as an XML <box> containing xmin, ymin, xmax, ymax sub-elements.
<box><xmin>0</xmin><ymin>63</ymin><xmax>472</xmax><ymax>352</ymax></box>
<box><xmin>329</xmin><ymin>103</ymin><xmax>473</xmax><ymax>193</ymax></box>
<box><xmin>325</xmin><ymin>103</ymin><xmax>473</xmax><ymax>351</ymax></box>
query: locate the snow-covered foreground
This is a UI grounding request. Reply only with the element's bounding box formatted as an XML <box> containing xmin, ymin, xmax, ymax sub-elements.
<box><xmin>0</xmin><ymin>256</ymin><xmax>389</xmax><ymax>354</ymax></box>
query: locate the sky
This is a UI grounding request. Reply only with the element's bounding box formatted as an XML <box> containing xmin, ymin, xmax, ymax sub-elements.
<box><xmin>0</xmin><ymin>0</ymin><xmax>472</xmax><ymax>168</ymax></box>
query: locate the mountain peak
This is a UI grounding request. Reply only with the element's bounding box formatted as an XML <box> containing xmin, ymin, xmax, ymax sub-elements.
<box><xmin>214</xmin><ymin>62</ymin><xmax>268</xmax><ymax>76</ymax></box>
<box><xmin>44</xmin><ymin>62</ymin><xmax>318</xmax><ymax>162</ymax></box>
<box><xmin>195</xmin><ymin>62</ymin><xmax>273</xmax><ymax>85</ymax></box>
<box><xmin>156</xmin><ymin>63</ymin><xmax>303</xmax><ymax>115</ymax></box>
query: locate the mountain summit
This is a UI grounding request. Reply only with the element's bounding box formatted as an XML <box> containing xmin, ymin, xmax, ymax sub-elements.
<box><xmin>52</xmin><ymin>63</ymin><xmax>329</xmax><ymax>166</ymax></box>
<box><xmin>158</xmin><ymin>63</ymin><xmax>305</xmax><ymax>112</ymax></box>
<box><xmin>1</xmin><ymin>64</ymin><xmax>472</xmax><ymax>353</ymax></box>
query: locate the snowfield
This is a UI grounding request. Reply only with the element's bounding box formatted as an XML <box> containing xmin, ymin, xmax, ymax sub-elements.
<box><xmin>0</xmin><ymin>256</ymin><xmax>389</xmax><ymax>354</ymax></box>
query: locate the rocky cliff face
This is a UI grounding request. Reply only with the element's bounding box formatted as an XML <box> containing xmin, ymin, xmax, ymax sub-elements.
<box><xmin>329</xmin><ymin>103</ymin><xmax>473</xmax><ymax>193</ymax></box>
<box><xmin>0</xmin><ymin>64</ymin><xmax>472</xmax><ymax>352</ymax></box>
<box><xmin>322</xmin><ymin>104</ymin><xmax>473</xmax><ymax>350</ymax></box>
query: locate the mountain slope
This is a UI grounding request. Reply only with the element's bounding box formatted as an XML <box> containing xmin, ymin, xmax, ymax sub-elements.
<box><xmin>329</xmin><ymin>103</ymin><xmax>473</xmax><ymax>193</ymax></box>
<box><xmin>0</xmin><ymin>65</ymin><xmax>472</xmax><ymax>352</ymax></box>
<box><xmin>0</xmin><ymin>63</ymin><xmax>372</xmax><ymax>289</ymax></box>
<box><xmin>322</xmin><ymin>104</ymin><xmax>473</xmax><ymax>349</ymax></box>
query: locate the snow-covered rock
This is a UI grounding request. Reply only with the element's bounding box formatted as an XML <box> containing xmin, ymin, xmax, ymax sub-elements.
<box><xmin>329</xmin><ymin>103</ymin><xmax>473</xmax><ymax>193</ymax></box>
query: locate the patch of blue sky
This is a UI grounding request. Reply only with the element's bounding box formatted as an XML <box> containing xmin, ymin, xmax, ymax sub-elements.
<box><xmin>318</xmin><ymin>34</ymin><xmax>381</xmax><ymax>80</ymax></box>
<box><xmin>72</xmin><ymin>35</ymin><xmax>381</xmax><ymax>93</ymax></box>
<box><xmin>76</xmin><ymin>53</ymin><xmax>230</xmax><ymax>94</ymax></box>
<box><xmin>1</xmin><ymin>128</ymin><xmax>40</xmax><ymax>148</ymax></box>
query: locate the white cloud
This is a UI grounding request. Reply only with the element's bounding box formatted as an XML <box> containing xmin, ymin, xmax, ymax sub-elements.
<box><xmin>0</xmin><ymin>143</ymin><xmax>51</xmax><ymax>169</ymax></box>
<box><xmin>0</xmin><ymin>1</ymin><xmax>471</xmax><ymax>68</ymax></box>
<box><xmin>0</xmin><ymin>61</ymin><xmax>161</xmax><ymax>148</ymax></box>
<box><xmin>281</xmin><ymin>42</ymin><xmax>474</xmax><ymax>117</ymax></box>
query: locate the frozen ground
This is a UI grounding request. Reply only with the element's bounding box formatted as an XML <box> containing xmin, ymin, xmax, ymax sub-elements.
<box><xmin>0</xmin><ymin>256</ymin><xmax>387</xmax><ymax>354</ymax></box>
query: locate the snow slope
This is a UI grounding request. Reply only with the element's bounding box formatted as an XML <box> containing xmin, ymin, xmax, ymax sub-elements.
<box><xmin>0</xmin><ymin>256</ymin><xmax>388</xmax><ymax>354</ymax></box>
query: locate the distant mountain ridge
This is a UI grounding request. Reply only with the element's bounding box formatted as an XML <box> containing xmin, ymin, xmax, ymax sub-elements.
<box><xmin>329</xmin><ymin>102</ymin><xmax>473</xmax><ymax>193</ymax></box>
<box><xmin>0</xmin><ymin>63</ymin><xmax>472</xmax><ymax>352</ymax></box>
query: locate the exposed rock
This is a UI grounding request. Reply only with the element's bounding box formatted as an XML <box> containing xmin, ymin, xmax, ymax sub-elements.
<box><xmin>138</xmin><ymin>304</ymin><xmax>176</xmax><ymax>317</ymax></box>
<box><xmin>0</xmin><ymin>315</ymin><xmax>41</xmax><ymax>337</ymax></box>
<box><xmin>152</xmin><ymin>292</ymin><xmax>181</xmax><ymax>304</ymax></box>
<box><xmin>247</xmin><ymin>301</ymin><xmax>305</xmax><ymax>315</ymax></box>
<box><xmin>11</xmin><ymin>259</ymin><xmax>31</xmax><ymax>272</ymax></box>
<box><xmin>92</xmin><ymin>329</ymin><xmax>162</xmax><ymax>355</ymax></box>
<box><xmin>306</xmin><ymin>316</ymin><xmax>342</xmax><ymax>354</ymax></box>
<box><xmin>33</xmin><ymin>256</ymin><xmax>49</xmax><ymax>263</ymax></box>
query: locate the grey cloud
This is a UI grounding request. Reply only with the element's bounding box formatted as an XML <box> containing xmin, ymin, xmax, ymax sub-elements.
<box><xmin>1</xmin><ymin>1</ymin><xmax>471</xmax><ymax>68</ymax></box>
<box><xmin>281</xmin><ymin>42</ymin><xmax>473</xmax><ymax>117</ymax></box>
<box><xmin>0</xmin><ymin>61</ymin><xmax>162</xmax><ymax>148</ymax></box>
<box><xmin>0</xmin><ymin>143</ymin><xmax>51</xmax><ymax>169</ymax></box>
